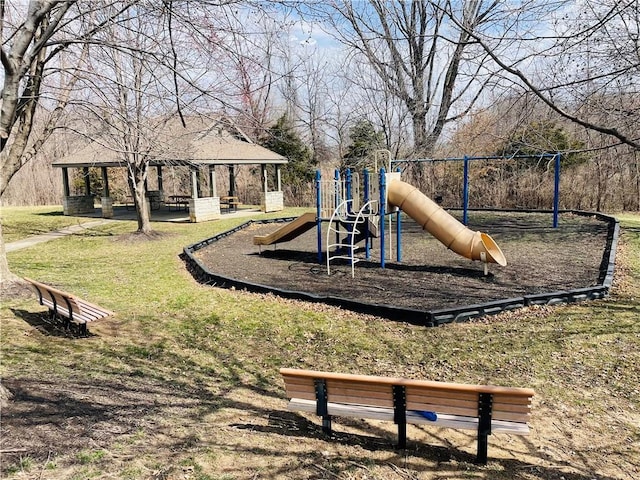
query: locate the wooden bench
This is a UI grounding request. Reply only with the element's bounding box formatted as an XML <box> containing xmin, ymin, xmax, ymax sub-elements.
<box><xmin>281</xmin><ymin>368</ymin><xmax>534</xmax><ymax>464</ymax></box>
<box><xmin>25</xmin><ymin>277</ymin><xmax>114</xmax><ymax>334</ymax></box>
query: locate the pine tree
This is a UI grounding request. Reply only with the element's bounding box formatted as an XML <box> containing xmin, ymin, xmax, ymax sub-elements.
<box><xmin>261</xmin><ymin>116</ymin><xmax>315</xmax><ymax>186</ymax></box>
<box><xmin>342</xmin><ymin>119</ymin><xmax>385</xmax><ymax>171</ymax></box>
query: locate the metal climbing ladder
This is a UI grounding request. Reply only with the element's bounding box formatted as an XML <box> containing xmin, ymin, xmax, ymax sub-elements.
<box><xmin>326</xmin><ymin>199</ymin><xmax>379</xmax><ymax>278</ymax></box>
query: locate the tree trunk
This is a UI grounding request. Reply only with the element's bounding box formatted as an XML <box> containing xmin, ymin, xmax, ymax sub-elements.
<box><xmin>0</xmin><ymin>218</ymin><xmax>20</xmax><ymax>287</ymax></box>
<box><xmin>129</xmin><ymin>166</ymin><xmax>152</xmax><ymax>234</ymax></box>
<box><xmin>0</xmin><ymin>381</ymin><xmax>13</xmax><ymax>409</ymax></box>
<box><xmin>411</xmin><ymin>108</ymin><xmax>431</xmax><ymax>157</ymax></box>
<box><xmin>135</xmin><ymin>190</ymin><xmax>152</xmax><ymax>234</ymax></box>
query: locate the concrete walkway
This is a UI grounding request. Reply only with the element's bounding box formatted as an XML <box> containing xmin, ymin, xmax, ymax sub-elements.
<box><xmin>5</xmin><ymin>207</ymin><xmax>263</xmax><ymax>253</ymax></box>
<box><xmin>5</xmin><ymin>220</ymin><xmax>115</xmax><ymax>253</ymax></box>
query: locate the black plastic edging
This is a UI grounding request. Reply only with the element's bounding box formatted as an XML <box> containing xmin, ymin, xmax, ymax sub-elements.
<box><xmin>183</xmin><ymin>210</ymin><xmax>620</xmax><ymax>327</ymax></box>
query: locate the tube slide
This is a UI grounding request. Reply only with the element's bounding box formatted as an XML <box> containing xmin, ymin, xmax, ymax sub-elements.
<box><xmin>387</xmin><ymin>180</ymin><xmax>507</xmax><ymax>266</ymax></box>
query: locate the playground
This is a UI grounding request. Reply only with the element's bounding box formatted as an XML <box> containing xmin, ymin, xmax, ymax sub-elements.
<box><xmin>190</xmin><ymin>161</ymin><xmax>612</xmax><ymax>321</ymax></box>
<box><xmin>193</xmin><ymin>210</ymin><xmax>610</xmax><ymax>316</ymax></box>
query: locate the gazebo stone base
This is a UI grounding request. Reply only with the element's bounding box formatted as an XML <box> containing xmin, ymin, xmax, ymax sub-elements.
<box><xmin>101</xmin><ymin>197</ymin><xmax>114</xmax><ymax>218</ymax></box>
<box><xmin>262</xmin><ymin>191</ymin><xmax>284</xmax><ymax>213</ymax></box>
<box><xmin>189</xmin><ymin>197</ymin><xmax>221</xmax><ymax>222</ymax></box>
<box><xmin>63</xmin><ymin>196</ymin><xmax>95</xmax><ymax>215</ymax></box>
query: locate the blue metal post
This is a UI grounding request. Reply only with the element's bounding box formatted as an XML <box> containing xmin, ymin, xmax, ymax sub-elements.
<box><xmin>363</xmin><ymin>168</ymin><xmax>371</xmax><ymax>259</ymax></box>
<box><xmin>396</xmin><ymin>167</ymin><xmax>402</xmax><ymax>262</ymax></box>
<box><xmin>553</xmin><ymin>153</ymin><xmax>561</xmax><ymax>228</ymax></box>
<box><xmin>315</xmin><ymin>170</ymin><xmax>322</xmax><ymax>264</ymax></box>
<box><xmin>463</xmin><ymin>155</ymin><xmax>469</xmax><ymax>226</ymax></box>
<box><xmin>379</xmin><ymin>168</ymin><xmax>386</xmax><ymax>269</ymax></box>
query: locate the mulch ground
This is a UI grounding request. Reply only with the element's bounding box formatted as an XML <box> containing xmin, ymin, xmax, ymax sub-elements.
<box><xmin>194</xmin><ymin>211</ymin><xmax>609</xmax><ymax>312</ymax></box>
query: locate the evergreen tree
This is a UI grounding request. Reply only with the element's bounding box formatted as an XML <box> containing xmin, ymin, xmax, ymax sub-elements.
<box><xmin>261</xmin><ymin>115</ymin><xmax>315</xmax><ymax>186</ymax></box>
<box><xmin>497</xmin><ymin>120</ymin><xmax>588</xmax><ymax>169</ymax></box>
<box><xmin>342</xmin><ymin>119</ymin><xmax>385</xmax><ymax>171</ymax></box>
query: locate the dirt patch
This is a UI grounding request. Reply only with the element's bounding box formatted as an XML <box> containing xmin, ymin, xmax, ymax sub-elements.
<box><xmin>0</xmin><ymin>279</ymin><xmax>35</xmax><ymax>302</ymax></box>
<box><xmin>115</xmin><ymin>230</ymin><xmax>173</xmax><ymax>243</ymax></box>
<box><xmin>194</xmin><ymin>212</ymin><xmax>609</xmax><ymax>313</ymax></box>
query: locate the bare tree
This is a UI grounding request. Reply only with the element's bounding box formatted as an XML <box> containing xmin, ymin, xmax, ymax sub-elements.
<box><xmin>456</xmin><ymin>0</ymin><xmax>640</xmax><ymax>151</ymax></box>
<box><xmin>0</xmin><ymin>0</ymin><xmax>240</xmax><ymax>281</ymax></box>
<box><xmin>308</xmin><ymin>0</ymin><xmax>499</xmax><ymax>156</ymax></box>
<box><xmin>0</xmin><ymin>0</ymin><xmax>126</xmax><ymax>284</ymax></box>
<box><xmin>1</xmin><ymin>0</ymin><xmax>77</xmax><ymax>192</ymax></box>
<box><xmin>66</xmin><ymin>0</ymin><xmax>210</xmax><ymax>234</ymax></box>
<box><xmin>213</xmin><ymin>7</ymin><xmax>284</xmax><ymax>135</ymax></box>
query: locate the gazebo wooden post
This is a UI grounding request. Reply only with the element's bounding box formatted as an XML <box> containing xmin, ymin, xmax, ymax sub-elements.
<box><xmin>101</xmin><ymin>167</ymin><xmax>110</xmax><ymax>197</ymax></box>
<box><xmin>209</xmin><ymin>165</ymin><xmax>217</xmax><ymax>197</ymax></box>
<box><xmin>100</xmin><ymin>166</ymin><xmax>113</xmax><ymax>218</ymax></box>
<box><xmin>83</xmin><ymin>167</ymin><xmax>91</xmax><ymax>196</ymax></box>
<box><xmin>261</xmin><ymin>164</ymin><xmax>268</xmax><ymax>195</ymax></box>
<box><xmin>190</xmin><ymin>168</ymin><xmax>199</xmax><ymax>198</ymax></box>
<box><xmin>156</xmin><ymin>165</ymin><xmax>163</xmax><ymax>191</ymax></box>
<box><xmin>62</xmin><ymin>168</ymin><xmax>71</xmax><ymax>197</ymax></box>
<box><xmin>229</xmin><ymin>165</ymin><xmax>236</xmax><ymax>197</ymax></box>
<box><xmin>276</xmin><ymin>164</ymin><xmax>282</xmax><ymax>191</ymax></box>
<box><xmin>157</xmin><ymin>165</ymin><xmax>165</xmax><ymax>208</ymax></box>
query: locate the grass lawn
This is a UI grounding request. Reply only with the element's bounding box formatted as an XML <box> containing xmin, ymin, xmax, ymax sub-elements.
<box><xmin>1</xmin><ymin>207</ymin><xmax>639</xmax><ymax>479</ymax></box>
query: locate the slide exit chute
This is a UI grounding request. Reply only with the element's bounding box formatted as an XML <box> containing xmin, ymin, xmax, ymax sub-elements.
<box><xmin>387</xmin><ymin>179</ymin><xmax>507</xmax><ymax>266</ymax></box>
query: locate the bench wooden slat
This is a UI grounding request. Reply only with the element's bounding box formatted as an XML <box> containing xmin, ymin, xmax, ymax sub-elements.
<box><xmin>406</xmin><ymin>392</ymin><xmax>477</xmax><ymax>408</ymax></box>
<box><xmin>491</xmin><ymin>401</ymin><xmax>532</xmax><ymax>414</ymax></box>
<box><xmin>326</xmin><ymin>381</ymin><xmax>394</xmax><ymax>399</ymax></box>
<box><xmin>406</xmin><ymin>386</ymin><xmax>479</xmax><ymax>402</ymax></box>
<box><xmin>286</xmin><ymin>383</ymin><xmax>395</xmax><ymax>406</ymax></box>
<box><xmin>283</xmin><ymin>377</ymin><xmax>315</xmax><ymax>387</ymax></box>
<box><xmin>328</xmin><ymin>393</ymin><xmax>394</xmax><ymax>408</ymax></box>
<box><xmin>407</xmin><ymin>395</ymin><xmax>531</xmax><ymax>413</ymax></box>
<box><xmin>75</xmin><ymin>302</ymin><xmax>113</xmax><ymax>320</ymax></box>
<box><xmin>492</xmin><ymin>411</ymin><xmax>531</xmax><ymax>423</ymax></box>
<box><xmin>326</xmin><ymin>378</ymin><xmax>394</xmax><ymax>393</ymax></box>
<box><xmin>75</xmin><ymin>298</ymin><xmax>114</xmax><ymax>317</ymax></box>
<box><xmin>285</xmin><ymin>387</ymin><xmax>316</xmax><ymax>401</ymax></box>
<box><xmin>491</xmin><ymin>393</ymin><xmax>534</xmax><ymax>405</ymax></box>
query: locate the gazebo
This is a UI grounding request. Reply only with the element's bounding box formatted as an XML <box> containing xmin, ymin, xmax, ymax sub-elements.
<box><xmin>52</xmin><ymin>117</ymin><xmax>288</xmax><ymax>222</ymax></box>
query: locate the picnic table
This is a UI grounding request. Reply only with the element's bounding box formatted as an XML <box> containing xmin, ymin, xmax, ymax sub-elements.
<box><xmin>168</xmin><ymin>195</ymin><xmax>191</xmax><ymax>211</ymax></box>
<box><xmin>220</xmin><ymin>196</ymin><xmax>241</xmax><ymax>211</ymax></box>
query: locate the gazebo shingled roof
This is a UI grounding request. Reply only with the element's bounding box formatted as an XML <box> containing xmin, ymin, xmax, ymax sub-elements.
<box><xmin>52</xmin><ymin>116</ymin><xmax>287</xmax><ymax>168</ymax></box>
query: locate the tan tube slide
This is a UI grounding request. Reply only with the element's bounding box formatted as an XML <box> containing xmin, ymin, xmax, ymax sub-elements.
<box><xmin>387</xmin><ymin>180</ymin><xmax>507</xmax><ymax>266</ymax></box>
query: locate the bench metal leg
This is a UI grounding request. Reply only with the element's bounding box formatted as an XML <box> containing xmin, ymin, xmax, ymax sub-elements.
<box><xmin>322</xmin><ymin>416</ymin><xmax>332</xmax><ymax>434</ymax></box>
<box><xmin>476</xmin><ymin>393</ymin><xmax>492</xmax><ymax>464</ymax></box>
<box><xmin>393</xmin><ymin>385</ymin><xmax>407</xmax><ymax>448</ymax></box>
<box><xmin>396</xmin><ymin>422</ymin><xmax>407</xmax><ymax>449</ymax></box>
<box><xmin>315</xmin><ymin>379</ymin><xmax>332</xmax><ymax>435</ymax></box>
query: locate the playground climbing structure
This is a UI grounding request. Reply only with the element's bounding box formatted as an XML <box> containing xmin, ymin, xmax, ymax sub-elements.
<box><xmin>253</xmin><ymin>158</ymin><xmax>507</xmax><ymax>276</ymax></box>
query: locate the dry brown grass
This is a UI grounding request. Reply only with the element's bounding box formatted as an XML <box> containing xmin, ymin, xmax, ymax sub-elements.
<box><xmin>1</xmin><ymin>209</ymin><xmax>638</xmax><ymax>479</ymax></box>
